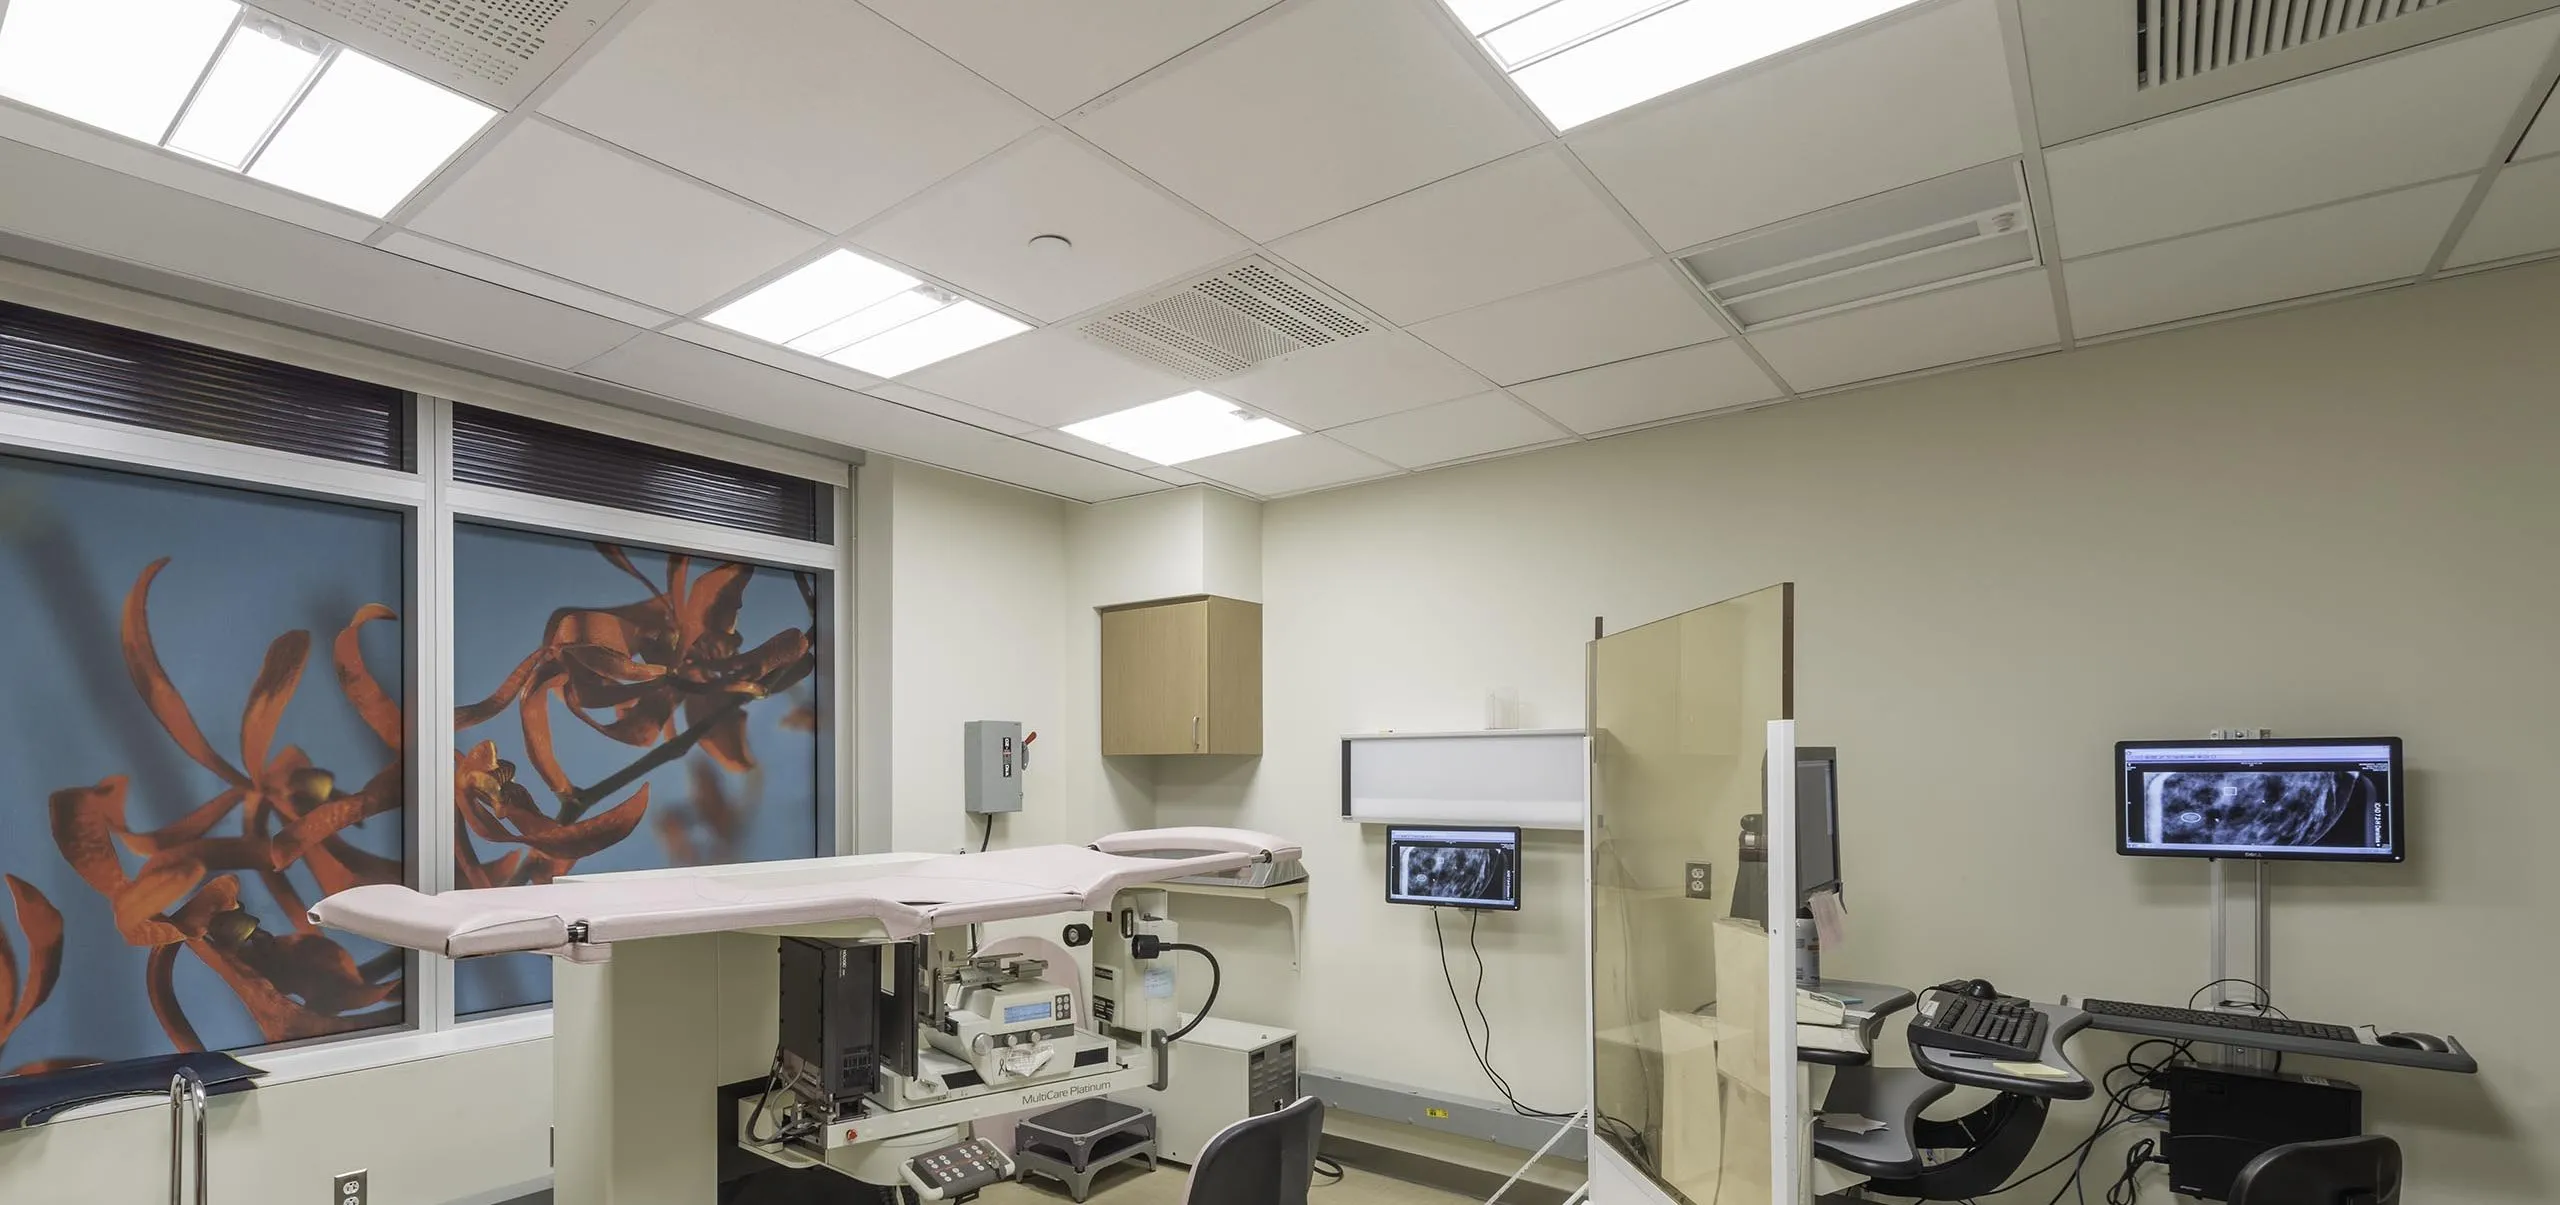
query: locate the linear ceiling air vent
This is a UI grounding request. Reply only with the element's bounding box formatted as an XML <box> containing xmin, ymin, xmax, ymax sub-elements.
<box><xmin>1681</xmin><ymin>161</ymin><xmax>2041</xmax><ymax>330</ymax></box>
<box><xmin>1078</xmin><ymin>257</ymin><xmax>1378</xmax><ymax>381</ymax></box>
<box><xmin>261</xmin><ymin>0</ymin><xmax>631</xmax><ymax>107</ymax></box>
<box><xmin>2138</xmin><ymin>0</ymin><xmax>2454</xmax><ymax>87</ymax></box>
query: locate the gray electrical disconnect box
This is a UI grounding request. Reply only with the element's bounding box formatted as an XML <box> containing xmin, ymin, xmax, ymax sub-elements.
<box><xmin>964</xmin><ymin>721</ymin><xmax>1023</xmax><ymax>815</ymax></box>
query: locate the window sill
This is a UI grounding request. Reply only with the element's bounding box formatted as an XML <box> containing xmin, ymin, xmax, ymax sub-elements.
<box><xmin>43</xmin><ymin>1010</ymin><xmax>553</xmax><ymax>1125</ymax></box>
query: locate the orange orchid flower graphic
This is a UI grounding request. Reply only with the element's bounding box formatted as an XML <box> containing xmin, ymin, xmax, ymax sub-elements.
<box><xmin>454</xmin><ymin>544</ymin><xmax>817</xmax><ymax>888</ymax></box>
<box><xmin>0</xmin><ymin>875</ymin><xmax>71</xmax><ymax>1076</ymax></box>
<box><xmin>44</xmin><ymin>558</ymin><xmax>405</xmax><ymax>1051</ymax></box>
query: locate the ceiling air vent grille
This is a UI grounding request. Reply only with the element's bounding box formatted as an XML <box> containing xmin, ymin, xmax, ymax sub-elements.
<box><xmin>262</xmin><ymin>0</ymin><xmax>630</xmax><ymax>107</ymax></box>
<box><xmin>1079</xmin><ymin>257</ymin><xmax>1377</xmax><ymax>380</ymax></box>
<box><xmin>1681</xmin><ymin>161</ymin><xmax>2041</xmax><ymax>330</ymax></box>
<box><xmin>2139</xmin><ymin>0</ymin><xmax>2453</xmax><ymax>87</ymax></box>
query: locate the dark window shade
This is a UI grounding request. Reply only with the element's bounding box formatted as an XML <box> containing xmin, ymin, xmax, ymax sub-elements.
<box><xmin>0</xmin><ymin>300</ymin><xmax>412</xmax><ymax>470</ymax></box>
<box><xmin>450</xmin><ymin>403</ymin><xmax>826</xmax><ymax>542</ymax></box>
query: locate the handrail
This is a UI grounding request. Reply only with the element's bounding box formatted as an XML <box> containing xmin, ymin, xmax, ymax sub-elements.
<box><xmin>167</xmin><ymin>1069</ymin><xmax>207</xmax><ymax>1205</ymax></box>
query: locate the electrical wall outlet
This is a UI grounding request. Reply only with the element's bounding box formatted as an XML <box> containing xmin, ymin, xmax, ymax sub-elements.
<box><xmin>1685</xmin><ymin>862</ymin><xmax>1713</xmax><ymax>900</ymax></box>
<box><xmin>333</xmin><ymin>1170</ymin><xmax>368</xmax><ymax>1205</ymax></box>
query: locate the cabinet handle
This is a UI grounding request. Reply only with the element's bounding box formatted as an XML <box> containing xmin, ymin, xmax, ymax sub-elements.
<box><xmin>1192</xmin><ymin>716</ymin><xmax>1201</xmax><ymax>752</ymax></box>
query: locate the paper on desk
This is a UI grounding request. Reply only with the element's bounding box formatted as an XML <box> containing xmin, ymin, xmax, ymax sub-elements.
<box><xmin>1818</xmin><ymin>1114</ymin><xmax>1889</xmax><ymax>1135</ymax></box>
<box><xmin>1809</xmin><ymin>888</ymin><xmax>1848</xmax><ymax>950</ymax></box>
<box><xmin>1798</xmin><ymin>1026</ymin><xmax>1866</xmax><ymax>1054</ymax></box>
<box><xmin>1992</xmin><ymin>1061</ymin><xmax>2073</xmax><ymax>1079</ymax></box>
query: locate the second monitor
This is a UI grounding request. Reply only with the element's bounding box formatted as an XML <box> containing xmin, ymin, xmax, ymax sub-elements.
<box><xmin>1385</xmin><ymin>825</ymin><xmax>1522</xmax><ymax>910</ymax></box>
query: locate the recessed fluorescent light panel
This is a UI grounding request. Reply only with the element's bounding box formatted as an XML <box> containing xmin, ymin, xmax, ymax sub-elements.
<box><xmin>1449</xmin><ymin>0</ymin><xmax>1926</xmax><ymax>129</ymax></box>
<box><xmin>1060</xmin><ymin>392</ymin><xmax>1300</xmax><ymax>466</ymax></box>
<box><xmin>706</xmin><ymin>250</ymin><xmax>1031</xmax><ymax>378</ymax></box>
<box><xmin>0</xmin><ymin>0</ymin><xmax>494</xmax><ymax>215</ymax></box>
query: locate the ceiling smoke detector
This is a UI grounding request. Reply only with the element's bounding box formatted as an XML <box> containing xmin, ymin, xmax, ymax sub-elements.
<box><xmin>1681</xmin><ymin>160</ymin><xmax>2042</xmax><ymax>330</ymax></box>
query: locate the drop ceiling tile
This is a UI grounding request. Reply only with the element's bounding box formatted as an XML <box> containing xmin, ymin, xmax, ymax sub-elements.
<box><xmin>1407</xmin><ymin>262</ymin><xmax>1727</xmax><ymax>385</ymax></box>
<box><xmin>1270</xmin><ymin>146</ymin><xmax>1652</xmax><ymax>324</ymax></box>
<box><xmin>2449</xmin><ymin>156</ymin><xmax>2560</xmax><ymax>267</ymax></box>
<box><xmin>1069</xmin><ymin>0</ymin><xmax>1543</xmax><ymax>241</ymax></box>
<box><xmin>580</xmin><ymin>332</ymin><xmax>1162</xmax><ymax>500</ymax></box>
<box><xmin>1218</xmin><ymin>332</ymin><xmax>1493</xmax><ymax>430</ymax></box>
<box><xmin>1328</xmin><ymin>390</ymin><xmax>1573</xmax><ymax>469</ymax></box>
<box><xmin>2045</xmin><ymin>15</ymin><xmax>2560</xmax><ymax>259</ymax></box>
<box><xmin>0</xmin><ymin>136</ymin><xmax>639</xmax><ymax>369</ymax></box>
<box><xmin>0</xmin><ymin>103</ymin><xmax>377</xmax><ymax>241</ymax></box>
<box><xmin>862</xmin><ymin>381</ymin><xmax>1041</xmax><ymax>435</ymax></box>
<box><xmin>1568</xmin><ymin>0</ymin><xmax>2019</xmax><ymax>252</ymax></box>
<box><xmin>2063</xmin><ymin>179</ymin><xmax>2473</xmax><ymax>337</ymax></box>
<box><xmin>378</xmin><ymin>231</ymin><xmax>673</xmax><ymax>328</ymax></box>
<box><xmin>1144</xmin><ymin>466</ymin><xmax>1208</xmax><ymax>485</ymax></box>
<box><xmin>1748</xmin><ymin>269</ymin><xmax>2060</xmax><ymax>391</ymax></box>
<box><xmin>667</xmin><ymin>324</ymin><xmax>1036</xmax><ymax>434</ymax></box>
<box><xmin>539</xmin><ymin>0</ymin><xmax>1040</xmax><ymax>232</ymax></box>
<box><xmin>1183</xmin><ymin>435</ymin><xmax>1398</xmax><ymax>497</ymax></box>
<box><xmin>900</xmin><ymin>326</ymin><xmax>1194</xmax><ymax>427</ymax></box>
<box><xmin>853</xmin><ymin>130</ymin><xmax>1248</xmax><ymax>323</ymax></box>
<box><xmin>862</xmin><ymin>0</ymin><xmax>1280</xmax><ymax>117</ymax></box>
<box><xmin>664</xmin><ymin>321</ymin><xmax>884</xmax><ymax>390</ymax></box>
<box><xmin>1509</xmin><ymin>340</ymin><xmax>1782</xmax><ymax>435</ymax></box>
<box><xmin>2519</xmin><ymin>84</ymin><xmax>2560</xmax><ymax>161</ymax></box>
<box><xmin>1019</xmin><ymin>427</ymin><xmax>1162</xmax><ymax>474</ymax></box>
<box><xmin>407</xmin><ymin>121</ymin><xmax>822</xmax><ymax>314</ymax></box>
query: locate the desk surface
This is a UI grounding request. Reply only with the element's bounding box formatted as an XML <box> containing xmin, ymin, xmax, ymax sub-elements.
<box><xmin>1909</xmin><ymin>1002</ymin><xmax>2094</xmax><ymax>1101</ymax></box>
<box><xmin>1800</xmin><ymin>980</ymin><xmax>1917</xmax><ymax>1067</ymax></box>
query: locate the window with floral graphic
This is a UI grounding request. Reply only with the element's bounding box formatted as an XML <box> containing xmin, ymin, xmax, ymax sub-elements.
<box><xmin>0</xmin><ymin>453</ymin><xmax>408</xmax><ymax>1073</ymax></box>
<box><xmin>449</xmin><ymin>522</ymin><xmax>822</xmax><ymax>1014</ymax></box>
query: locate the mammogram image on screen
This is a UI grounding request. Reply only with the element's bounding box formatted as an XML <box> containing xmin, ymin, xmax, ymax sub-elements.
<box><xmin>1399</xmin><ymin>845</ymin><xmax>1510</xmax><ymax>901</ymax></box>
<box><xmin>2143</xmin><ymin>771</ymin><xmax>2367</xmax><ymax>847</ymax></box>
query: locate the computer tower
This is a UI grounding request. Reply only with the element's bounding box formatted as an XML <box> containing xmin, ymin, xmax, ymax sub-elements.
<box><xmin>2165</xmin><ymin>1065</ymin><xmax>2362</xmax><ymax>1201</ymax></box>
<box><xmin>1120</xmin><ymin>1017</ymin><xmax>1299</xmax><ymax>1164</ymax></box>
<box><xmin>778</xmin><ymin>936</ymin><xmax>884</xmax><ymax>1107</ymax></box>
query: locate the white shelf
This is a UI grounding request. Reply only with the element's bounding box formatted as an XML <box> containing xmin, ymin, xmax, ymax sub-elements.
<box><xmin>1161</xmin><ymin>879</ymin><xmax>1310</xmax><ymax>969</ymax></box>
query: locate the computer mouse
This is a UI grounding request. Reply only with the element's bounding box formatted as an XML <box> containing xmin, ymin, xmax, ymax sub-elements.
<box><xmin>2376</xmin><ymin>1031</ymin><xmax>2449</xmax><ymax>1053</ymax></box>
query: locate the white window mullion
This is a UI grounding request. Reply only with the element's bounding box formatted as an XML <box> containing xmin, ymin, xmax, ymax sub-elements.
<box><xmin>414</xmin><ymin>395</ymin><xmax>459</xmax><ymax>1033</ymax></box>
<box><xmin>0</xmin><ymin>402</ymin><xmax>428</xmax><ymax>507</ymax></box>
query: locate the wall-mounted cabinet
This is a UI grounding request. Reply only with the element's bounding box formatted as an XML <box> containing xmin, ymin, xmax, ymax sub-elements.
<box><xmin>1100</xmin><ymin>595</ymin><xmax>1261</xmax><ymax>755</ymax></box>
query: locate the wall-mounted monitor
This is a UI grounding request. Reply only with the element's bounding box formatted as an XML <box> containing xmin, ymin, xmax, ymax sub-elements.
<box><xmin>2116</xmin><ymin>738</ymin><xmax>2404</xmax><ymax>862</ymax></box>
<box><xmin>1384</xmin><ymin>825</ymin><xmax>1522</xmax><ymax>910</ymax></box>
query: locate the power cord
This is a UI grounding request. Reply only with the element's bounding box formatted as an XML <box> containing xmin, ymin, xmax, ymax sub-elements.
<box><xmin>979</xmin><ymin>814</ymin><xmax>993</xmax><ymax>853</ymax></box>
<box><xmin>2104</xmin><ymin>1137</ymin><xmax>2160</xmax><ymax>1205</ymax></box>
<box><xmin>1313</xmin><ymin>1155</ymin><xmax>1345</xmax><ymax>1186</ymax></box>
<box><xmin>1130</xmin><ymin>936</ymin><xmax>1222</xmax><ymax>1043</ymax></box>
<box><xmin>1430</xmin><ymin>907</ymin><xmax>1577</xmax><ymax>1120</ymax></box>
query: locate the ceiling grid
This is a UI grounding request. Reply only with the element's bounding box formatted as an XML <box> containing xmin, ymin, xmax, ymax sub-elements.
<box><xmin>1</xmin><ymin>0</ymin><xmax>2558</xmax><ymax>502</ymax></box>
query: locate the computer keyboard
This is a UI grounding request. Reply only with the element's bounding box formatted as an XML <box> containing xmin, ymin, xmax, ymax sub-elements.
<box><xmin>2081</xmin><ymin>999</ymin><xmax>2358</xmax><ymax>1043</ymax></box>
<box><xmin>1908</xmin><ymin>987</ymin><xmax>2050</xmax><ymax>1061</ymax></box>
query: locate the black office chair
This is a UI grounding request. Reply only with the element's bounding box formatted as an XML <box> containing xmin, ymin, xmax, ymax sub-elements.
<box><xmin>2228</xmin><ymin>1136</ymin><xmax>2403</xmax><ymax>1205</ymax></box>
<box><xmin>1183</xmin><ymin>1096</ymin><xmax>1325</xmax><ymax>1205</ymax></box>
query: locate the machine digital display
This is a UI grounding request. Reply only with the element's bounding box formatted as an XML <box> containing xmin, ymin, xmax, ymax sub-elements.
<box><xmin>2117</xmin><ymin>738</ymin><xmax>2403</xmax><ymax>862</ymax></box>
<box><xmin>1385</xmin><ymin>826</ymin><xmax>1522</xmax><ymax>910</ymax></box>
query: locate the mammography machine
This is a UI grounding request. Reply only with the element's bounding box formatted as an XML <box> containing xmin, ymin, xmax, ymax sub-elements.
<box><xmin>310</xmin><ymin>827</ymin><xmax>1301</xmax><ymax>1203</ymax></box>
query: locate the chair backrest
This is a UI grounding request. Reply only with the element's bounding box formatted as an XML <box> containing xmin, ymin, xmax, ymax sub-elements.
<box><xmin>2229</xmin><ymin>1135</ymin><xmax>2403</xmax><ymax>1205</ymax></box>
<box><xmin>1184</xmin><ymin>1096</ymin><xmax>1325</xmax><ymax>1205</ymax></box>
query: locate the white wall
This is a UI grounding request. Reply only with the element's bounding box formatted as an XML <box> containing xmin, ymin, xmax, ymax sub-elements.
<box><xmin>0</xmin><ymin>1038</ymin><xmax>549</xmax><ymax>1205</ymax></box>
<box><xmin>1160</xmin><ymin>259</ymin><xmax>2560</xmax><ymax>1204</ymax></box>
<box><xmin>863</xmin><ymin>458</ymin><xmax>1074</xmax><ymax>851</ymax></box>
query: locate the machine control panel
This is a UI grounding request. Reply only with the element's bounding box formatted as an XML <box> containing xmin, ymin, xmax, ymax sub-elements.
<box><xmin>901</xmin><ymin>1136</ymin><xmax>1016</xmax><ymax>1202</ymax></box>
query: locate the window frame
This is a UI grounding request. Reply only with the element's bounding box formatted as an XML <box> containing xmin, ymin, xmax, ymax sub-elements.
<box><xmin>0</xmin><ymin>285</ymin><xmax>858</xmax><ymax>1071</ymax></box>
